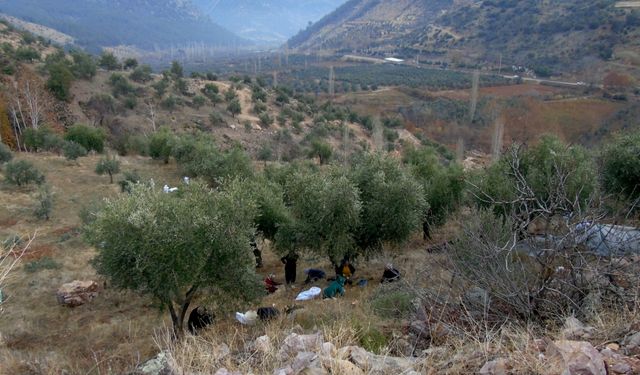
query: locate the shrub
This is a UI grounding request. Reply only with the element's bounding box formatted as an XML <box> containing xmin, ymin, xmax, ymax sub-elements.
<box><xmin>126</xmin><ymin>135</ymin><xmax>149</xmax><ymax>156</ymax></box>
<box><xmin>33</xmin><ymin>184</ymin><xmax>53</xmax><ymax>220</ymax></box>
<box><xmin>0</xmin><ymin>142</ymin><xmax>13</xmax><ymax>164</ymax></box>
<box><xmin>370</xmin><ymin>283</ymin><xmax>416</xmax><ymax>319</ymax></box>
<box><xmin>259</xmin><ymin>112</ymin><xmax>273</xmax><ymax>128</ymax></box>
<box><xmin>23</xmin><ymin>127</ymin><xmax>65</xmax><ymax>153</ymax></box>
<box><xmin>600</xmin><ymin>130</ymin><xmax>640</xmax><ymax>202</ymax></box>
<box><xmin>129</xmin><ymin>65</ymin><xmax>153</xmax><ymax>83</ymax></box>
<box><xmin>65</xmin><ymin>125</ymin><xmax>105</xmax><ymax>153</ymax></box>
<box><xmin>63</xmin><ymin>141</ymin><xmax>88</xmax><ymax>161</ymax></box>
<box><xmin>227</xmin><ymin>99</ymin><xmax>241</xmax><ymax>117</ymax></box>
<box><xmin>149</xmin><ymin>129</ymin><xmax>174</xmax><ymax>164</ymax></box>
<box><xmin>209</xmin><ymin>112</ymin><xmax>226</xmax><ymax>127</ymax></box>
<box><xmin>4</xmin><ymin>160</ymin><xmax>45</xmax><ymax>186</ymax></box>
<box><xmin>307</xmin><ymin>139</ymin><xmax>333</xmax><ymax>165</ymax></box>
<box><xmin>95</xmin><ymin>156</ymin><xmax>120</xmax><ymax>183</ymax></box>
<box><xmin>99</xmin><ymin>52</ymin><xmax>120</xmax><ymax>70</ymax></box>
<box><xmin>118</xmin><ymin>170</ymin><xmax>140</xmax><ymax>193</ymax></box>
<box><xmin>192</xmin><ymin>95</ymin><xmax>206</xmax><ymax>109</ymax></box>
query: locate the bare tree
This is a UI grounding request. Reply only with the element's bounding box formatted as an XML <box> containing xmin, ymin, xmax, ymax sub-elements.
<box><xmin>146</xmin><ymin>100</ymin><xmax>158</xmax><ymax>132</ymax></box>
<box><xmin>1</xmin><ymin>233</ymin><xmax>35</xmax><ymax>313</ymax></box>
<box><xmin>469</xmin><ymin>70</ymin><xmax>480</xmax><ymax>123</ymax></box>
<box><xmin>7</xmin><ymin>70</ymin><xmax>54</xmax><ymax>150</ymax></box>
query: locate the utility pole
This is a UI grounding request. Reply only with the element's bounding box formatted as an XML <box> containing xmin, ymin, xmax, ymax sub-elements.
<box><xmin>328</xmin><ymin>65</ymin><xmax>335</xmax><ymax>98</ymax></box>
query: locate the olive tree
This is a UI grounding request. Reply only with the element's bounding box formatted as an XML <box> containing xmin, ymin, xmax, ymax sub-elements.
<box><xmin>95</xmin><ymin>156</ymin><xmax>120</xmax><ymax>183</ymax></box>
<box><xmin>600</xmin><ymin>129</ymin><xmax>640</xmax><ymax>203</ymax></box>
<box><xmin>350</xmin><ymin>152</ymin><xmax>427</xmax><ymax>251</ymax></box>
<box><xmin>85</xmin><ymin>181</ymin><xmax>260</xmax><ymax>336</ymax></box>
<box><xmin>278</xmin><ymin>169</ymin><xmax>361</xmax><ymax>263</ymax></box>
<box><xmin>403</xmin><ymin>146</ymin><xmax>464</xmax><ymax>238</ymax></box>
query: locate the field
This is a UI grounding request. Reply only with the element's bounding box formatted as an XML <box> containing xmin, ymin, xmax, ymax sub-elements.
<box><xmin>0</xmin><ymin>152</ymin><xmax>443</xmax><ymax>373</ymax></box>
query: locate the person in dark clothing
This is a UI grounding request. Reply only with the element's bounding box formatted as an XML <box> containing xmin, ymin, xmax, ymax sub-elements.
<box><xmin>281</xmin><ymin>253</ymin><xmax>299</xmax><ymax>285</ymax></box>
<box><xmin>381</xmin><ymin>263</ymin><xmax>401</xmax><ymax>283</ymax></box>
<box><xmin>303</xmin><ymin>268</ymin><xmax>326</xmax><ymax>284</ymax></box>
<box><xmin>187</xmin><ymin>306</ymin><xmax>214</xmax><ymax>335</ymax></box>
<box><xmin>257</xmin><ymin>306</ymin><xmax>280</xmax><ymax>321</ymax></box>
<box><xmin>251</xmin><ymin>239</ymin><xmax>263</xmax><ymax>268</ymax></box>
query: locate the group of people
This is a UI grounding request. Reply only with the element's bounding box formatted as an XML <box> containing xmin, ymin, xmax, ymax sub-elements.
<box><xmin>261</xmin><ymin>249</ymin><xmax>402</xmax><ymax>299</ymax></box>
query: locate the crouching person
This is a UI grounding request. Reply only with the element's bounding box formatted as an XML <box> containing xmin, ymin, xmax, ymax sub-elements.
<box><xmin>381</xmin><ymin>263</ymin><xmax>401</xmax><ymax>283</ymax></box>
<box><xmin>264</xmin><ymin>274</ymin><xmax>281</xmax><ymax>294</ymax></box>
<box><xmin>187</xmin><ymin>306</ymin><xmax>214</xmax><ymax>335</ymax></box>
<box><xmin>323</xmin><ymin>276</ymin><xmax>346</xmax><ymax>299</ymax></box>
<box><xmin>304</xmin><ymin>268</ymin><xmax>326</xmax><ymax>284</ymax></box>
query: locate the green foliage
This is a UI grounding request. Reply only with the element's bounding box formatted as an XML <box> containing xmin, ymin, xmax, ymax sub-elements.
<box><xmin>123</xmin><ymin>58</ymin><xmax>138</xmax><ymax>70</ymax></box>
<box><xmin>244</xmin><ymin>178</ymin><xmax>291</xmax><ymax>240</ymax></box>
<box><xmin>191</xmin><ymin>95</ymin><xmax>206</xmax><ymax>109</ymax></box>
<box><xmin>170</xmin><ymin>61</ymin><xmax>183</xmax><ymax>79</ymax></box>
<box><xmin>161</xmin><ymin>96</ymin><xmax>179</xmax><ymax>112</ymax></box>
<box><xmin>472</xmin><ymin>136</ymin><xmax>596</xmax><ymax>219</ymax></box>
<box><xmin>70</xmin><ymin>50</ymin><xmax>96</xmax><ymax>80</ymax></box>
<box><xmin>307</xmin><ymin>139</ymin><xmax>333</xmax><ymax>165</ymax></box>
<box><xmin>65</xmin><ymin>125</ymin><xmax>105</xmax><ymax>153</ymax></box>
<box><xmin>118</xmin><ymin>170</ymin><xmax>140</xmax><ymax>193</ymax></box>
<box><xmin>46</xmin><ymin>61</ymin><xmax>74</xmax><ymax>101</ymax></box>
<box><xmin>33</xmin><ymin>184</ymin><xmax>53</xmax><ymax>220</ymax></box>
<box><xmin>84</xmin><ymin>181</ymin><xmax>260</xmax><ymax>334</ymax></box>
<box><xmin>224</xmin><ymin>88</ymin><xmax>237</xmax><ymax>102</ymax></box>
<box><xmin>129</xmin><ymin>65</ymin><xmax>153</xmax><ymax>83</ymax></box>
<box><xmin>227</xmin><ymin>99</ymin><xmax>241</xmax><ymax>117</ymax></box>
<box><xmin>404</xmin><ymin>146</ymin><xmax>464</xmax><ymax>228</ymax></box>
<box><xmin>279</xmin><ymin>169</ymin><xmax>361</xmax><ymax>261</ymax></box>
<box><xmin>259</xmin><ymin>112</ymin><xmax>273</xmax><ymax>128</ymax></box>
<box><xmin>600</xmin><ymin>130</ymin><xmax>640</xmax><ymax>201</ymax></box>
<box><xmin>108</xmin><ymin>73</ymin><xmax>135</xmax><ymax>98</ymax></box>
<box><xmin>350</xmin><ymin>153</ymin><xmax>426</xmax><ymax>251</ymax></box>
<box><xmin>63</xmin><ymin>141</ymin><xmax>88</xmax><ymax>161</ymax></box>
<box><xmin>0</xmin><ymin>143</ymin><xmax>12</xmax><ymax>164</ymax></box>
<box><xmin>23</xmin><ymin>127</ymin><xmax>65</xmax><ymax>153</ymax></box>
<box><xmin>24</xmin><ymin>257</ymin><xmax>60</xmax><ymax>273</ymax></box>
<box><xmin>209</xmin><ymin>112</ymin><xmax>226</xmax><ymax>127</ymax></box>
<box><xmin>172</xmin><ymin>134</ymin><xmax>254</xmax><ymax>186</ymax></box>
<box><xmin>149</xmin><ymin>128</ymin><xmax>174</xmax><ymax>164</ymax></box>
<box><xmin>95</xmin><ymin>156</ymin><xmax>120</xmax><ymax>183</ymax></box>
<box><xmin>99</xmin><ymin>52</ymin><xmax>120</xmax><ymax>70</ymax></box>
<box><xmin>15</xmin><ymin>47</ymin><xmax>40</xmax><ymax>61</ymax></box>
<box><xmin>257</xmin><ymin>144</ymin><xmax>273</xmax><ymax>161</ymax></box>
<box><xmin>4</xmin><ymin>160</ymin><xmax>45</xmax><ymax>186</ymax></box>
<box><xmin>357</xmin><ymin>326</ymin><xmax>388</xmax><ymax>354</ymax></box>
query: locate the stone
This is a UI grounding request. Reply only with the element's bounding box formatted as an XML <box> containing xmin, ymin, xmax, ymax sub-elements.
<box><xmin>214</xmin><ymin>369</ymin><xmax>242</xmax><ymax>375</ymax></box>
<box><xmin>254</xmin><ymin>335</ymin><xmax>273</xmax><ymax>354</ymax></box>
<box><xmin>273</xmin><ymin>366</ymin><xmax>293</xmax><ymax>375</ymax></box>
<box><xmin>320</xmin><ymin>357</ymin><xmax>364</xmax><ymax>375</ymax></box>
<box><xmin>292</xmin><ymin>352</ymin><xmax>318</xmax><ymax>374</ymax></box>
<box><xmin>606</xmin><ymin>343</ymin><xmax>621</xmax><ymax>351</ymax></box>
<box><xmin>562</xmin><ymin>317</ymin><xmax>595</xmax><ymax>340</ymax></box>
<box><xmin>277</xmin><ymin>332</ymin><xmax>323</xmax><ymax>361</ymax></box>
<box><xmin>137</xmin><ymin>352</ymin><xmax>174</xmax><ymax>375</ymax></box>
<box><xmin>341</xmin><ymin>345</ymin><xmax>416</xmax><ymax>374</ymax></box>
<box><xmin>623</xmin><ymin>331</ymin><xmax>640</xmax><ymax>355</ymax></box>
<box><xmin>320</xmin><ymin>342</ymin><xmax>336</xmax><ymax>357</ymax></box>
<box><xmin>213</xmin><ymin>343</ymin><xmax>230</xmax><ymax>360</ymax></box>
<box><xmin>600</xmin><ymin>347</ymin><xmax>640</xmax><ymax>374</ymax></box>
<box><xmin>56</xmin><ymin>280</ymin><xmax>99</xmax><ymax>307</ymax></box>
<box><xmin>479</xmin><ymin>358</ymin><xmax>509</xmax><ymax>375</ymax></box>
<box><xmin>547</xmin><ymin>340</ymin><xmax>606</xmax><ymax>375</ymax></box>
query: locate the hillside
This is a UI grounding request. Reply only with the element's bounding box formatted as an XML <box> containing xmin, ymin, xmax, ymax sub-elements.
<box><xmin>289</xmin><ymin>0</ymin><xmax>640</xmax><ymax>75</ymax></box>
<box><xmin>0</xmin><ymin>0</ymin><xmax>245</xmax><ymax>51</ymax></box>
<box><xmin>193</xmin><ymin>0</ymin><xmax>346</xmax><ymax>44</ymax></box>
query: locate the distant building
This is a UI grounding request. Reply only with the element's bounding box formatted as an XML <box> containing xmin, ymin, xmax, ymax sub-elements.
<box><xmin>384</xmin><ymin>57</ymin><xmax>404</xmax><ymax>63</ymax></box>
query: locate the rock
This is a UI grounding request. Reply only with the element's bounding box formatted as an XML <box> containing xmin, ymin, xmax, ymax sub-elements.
<box><xmin>277</xmin><ymin>332</ymin><xmax>324</xmax><ymax>361</ymax></box>
<box><xmin>254</xmin><ymin>335</ymin><xmax>272</xmax><ymax>354</ymax></box>
<box><xmin>292</xmin><ymin>352</ymin><xmax>317</xmax><ymax>374</ymax></box>
<box><xmin>214</xmin><ymin>369</ymin><xmax>242</xmax><ymax>375</ymax></box>
<box><xmin>213</xmin><ymin>343</ymin><xmax>230</xmax><ymax>360</ymax></box>
<box><xmin>562</xmin><ymin>317</ymin><xmax>595</xmax><ymax>340</ymax></box>
<box><xmin>320</xmin><ymin>342</ymin><xmax>336</xmax><ymax>357</ymax></box>
<box><xmin>342</xmin><ymin>345</ymin><xmax>416</xmax><ymax>374</ymax></box>
<box><xmin>273</xmin><ymin>366</ymin><xmax>293</xmax><ymax>375</ymax></box>
<box><xmin>606</xmin><ymin>343</ymin><xmax>620</xmax><ymax>351</ymax></box>
<box><xmin>600</xmin><ymin>347</ymin><xmax>640</xmax><ymax>374</ymax></box>
<box><xmin>547</xmin><ymin>340</ymin><xmax>606</xmax><ymax>375</ymax></box>
<box><xmin>479</xmin><ymin>358</ymin><xmax>509</xmax><ymax>375</ymax></box>
<box><xmin>56</xmin><ymin>280</ymin><xmax>99</xmax><ymax>307</ymax></box>
<box><xmin>137</xmin><ymin>352</ymin><xmax>174</xmax><ymax>375</ymax></box>
<box><xmin>623</xmin><ymin>331</ymin><xmax>640</xmax><ymax>355</ymax></box>
<box><xmin>320</xmin><ymin>357</ymin><xmax>364</xmax><ymax>375</ymax></box>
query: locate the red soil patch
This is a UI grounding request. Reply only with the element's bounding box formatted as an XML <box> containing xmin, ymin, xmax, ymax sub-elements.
<box><xmin>50</xmin><ymin>226</ymin><xmax>78</xmax><ymax>237</ymax></box>
<box><xmin>0</xmin><ymin>218</ymin><xmax>18</xmax><ymax>228</ymax></box>
<box><xmin>11</xmin><ymin>244</ymin><xmax>56</xmax><ymax>260</ymax></box>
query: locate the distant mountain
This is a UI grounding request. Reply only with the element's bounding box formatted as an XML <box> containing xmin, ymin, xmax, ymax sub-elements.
<box><xmin>0</xmin><ymin>0</ymin><xmax>245</xmax><ymax>51</ymax></box>
<box><xmin>289</xmin><ymin>0</ymin><xmax>640</xmax><ymax>73</ymax></box>
<box><xmin>192</xmin><ymin>0</ymin><xmax>346</xmax><ymax>44</ymax></box>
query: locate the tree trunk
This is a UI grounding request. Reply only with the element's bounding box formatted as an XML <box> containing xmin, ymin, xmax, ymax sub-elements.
<box><xmin>108</xmin><ymin>172</ymin><xmax>113</xmax><ymax>184</ymax></box>
<box><xmin>167</xmin><ymin>285</ymin><xmax>199</xmax><ymax>339</ymax></box>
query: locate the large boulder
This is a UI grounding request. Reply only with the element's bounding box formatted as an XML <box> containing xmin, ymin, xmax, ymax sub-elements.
<box><xmin>479</xmin><ymin>358</ymin><xmax>509</xmax><ymax>375</ymax></box>
<box><xmin>56</xmin><ymin>280</ymin><xmax>99</xmax><ymax>307</ymax></box>
<box><xmin>277</xmin><ymin>332</ymin><xmax>324</xmax><ymax>361</ymax></box>
<box><xmin>136</xmin><ymin>352</ymin><xmax>175</xmax><ymax>375</ymax></box>
<box><xmin>547</xmin><ymin>340</ymin><xmax>606</xmax><ymax>375</ymax></box>
<box><xmin>600</xmin><ymin>348</ymin><xmax>640</xmax><ymax>375</ymax></box>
